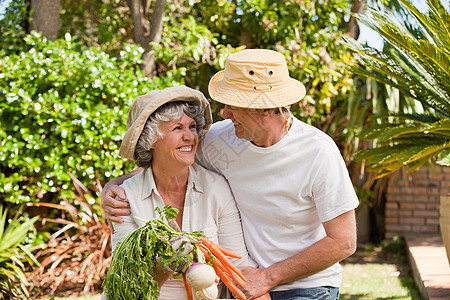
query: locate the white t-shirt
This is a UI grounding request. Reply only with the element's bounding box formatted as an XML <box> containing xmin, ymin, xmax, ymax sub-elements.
<box><xmin>107</xmin><ymin>163</ymin><xmax>253</xmax><ymax>299</ymax></box>
<box><xmin>197</xmin><ymin>118</ymin><xmax>359</xmax><ymax>291</ymax></box>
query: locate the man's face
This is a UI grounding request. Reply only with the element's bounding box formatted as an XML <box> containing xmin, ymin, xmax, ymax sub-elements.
<box><xmin>221</xmin><ymin>105</ymin><xmax>268</xmax><ymax>144</ymax></box>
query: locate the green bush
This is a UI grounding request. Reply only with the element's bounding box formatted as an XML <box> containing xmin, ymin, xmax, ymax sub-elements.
<box><xmin>0</xmin><ymin>0</ymin><xmax>29</xmax><ymax>56</ymax></box>
<box><xmin>0</xmin><ymin>32</ymin><xmax>163</xmax><ymax>204</ymax></box>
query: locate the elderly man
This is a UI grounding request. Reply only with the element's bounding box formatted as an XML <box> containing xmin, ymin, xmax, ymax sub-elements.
<box><xmin>102</xmin><ymin>49</ymin><xmax>358</xmax><ymax>300</ymax></box>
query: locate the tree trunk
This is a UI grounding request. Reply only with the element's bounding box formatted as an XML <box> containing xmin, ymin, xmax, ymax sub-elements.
<box><xmin>30</xmin><ymin>0</ymin><xmax>61</xmax><ymax>40</ymax></box>
<box><xmin>127</xmin><ymin>0</ymin><xmax>167</xmax><ymax>77</ymax></box>
<box><xmin>345</xmin><ymin>0</ymin><xmax>366</xmax><ymax>40</ymax></box>
<box><xmin>239</xmin><ymin>30</ymin><xmax>253</xmax><ymax>47</ymax></box>
<box><xmin>127</xmin><ymin>0</ymin><xmax>151</xmax><ymax>48</ymax></box>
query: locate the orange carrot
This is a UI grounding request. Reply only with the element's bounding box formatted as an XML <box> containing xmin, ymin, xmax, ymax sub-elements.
<box><xmin>225</xmin><ymin>268</ymin><xmax>246</xmax><ymax>287</ymax></box>
<box><xmin>183</xmin><ymin>276</ymin><xmax>193</xmax><ymax>300</ymax></box>
<box><xmin>201</xmin><ymin>238</ymin><xmax>237</xmax><ymax>268</ymax></box>
<box><xmin>215</xmin><ymin>269</ymin><xmax>247</xmax><ymax>300</ymax></box>
<box><xmin>201</xmin><ymin>236</ymin><xmax>241</xmax><ymax>258</ymax></box>
<box><xmin>199</xmin><ymin>245</ymin><xmax>226</xmax><ymax>279</ymax></box>
<box><xmin>200</xmin><ymin>237</ymin><xmax>247</xmax><ymax>295</ymax></box>
<box><xmin>210</xmin><ymin>255</ymin><xmax>246</xmax><ymax>287</ymax></box>
<box><xmin>202</xmin><ymin>237</ymin><xmax>246</xmax><ymax>282</ymax></box>
<box><xmin>198</xmin><ymin>244</ymin><xmax>211</xmax><ymax>260</ymax></box>
<box><xmin>214</xmin><ymin>243</ymin><xmax>242</xmax><ymax>259</ymax></box>
<box><xmin>200</xmin><ymin>236</ymin><xmax>216</xmax><ymax>251</ymax></box>
<box><xmin>208</xmin><ymin>254</ymin><xmax>226</xmax><ymax>271</ymax></box>
<box><xmin>198</xmin><ymin>245</ymin><xmax>227</xmax><ymax>285</ymax></box>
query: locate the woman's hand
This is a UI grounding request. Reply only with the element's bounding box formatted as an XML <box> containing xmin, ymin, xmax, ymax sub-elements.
<box><xmin>167</xmin><ymin>236</ymin><xmax>194</xmax><ymax>273</ymax></box>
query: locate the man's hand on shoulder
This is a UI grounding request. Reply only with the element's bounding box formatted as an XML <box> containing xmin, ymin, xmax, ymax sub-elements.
<box><xmin>101</xmin><ymin>183</ymin><xmax>130</xmax><ymax>232</ymax></box>
<box><xmin>101</xmin><ymin>168</ymin><xmax>143</xmax><ymax>232</ymax></box>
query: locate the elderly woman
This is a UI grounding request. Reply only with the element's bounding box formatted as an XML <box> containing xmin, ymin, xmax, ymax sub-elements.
<box><xmin>107</xmin><ymin>86</ymin><xmax>254</xmax><ymax>299</ymax></box>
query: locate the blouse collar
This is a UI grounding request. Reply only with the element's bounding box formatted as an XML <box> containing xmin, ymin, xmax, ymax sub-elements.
<box><xmin>140</xmin><ymin>164</ymin><xmax>204</xmax><ymax>201</ymax></box>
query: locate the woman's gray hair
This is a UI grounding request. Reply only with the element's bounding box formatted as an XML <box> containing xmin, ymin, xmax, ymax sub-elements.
<box><xmin>134</xmin><ymin>101</ymin><xmax>205</xmax><ymax>168</ymax></box>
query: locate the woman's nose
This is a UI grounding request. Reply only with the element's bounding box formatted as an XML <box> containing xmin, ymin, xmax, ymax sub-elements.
<box><xmin>183</xmin><ymin>128</ymin><xmax>196</xmax><ymax>140</ymax></box>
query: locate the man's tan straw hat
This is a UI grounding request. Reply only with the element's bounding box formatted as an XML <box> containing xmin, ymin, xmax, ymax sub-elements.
<box><xmin>208</xmin><ymin>49</ymin><xmax>306</xmax><ymax>109</ymax></box>
<box><xmin>119</xmin><ymin>85</ymin><xmax>213</xmax><ymax>160</ymax></box>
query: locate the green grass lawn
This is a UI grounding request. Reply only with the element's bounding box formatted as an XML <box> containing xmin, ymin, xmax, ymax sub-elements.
<box><xmin>340</xmin><ymin>240</ymin><xmax>423</xmax><ymax>300</ymax></box>
<box><xmin>341</xmin><ymin>263</ymin><xmax>422</xmax><ymax>299</ymax></box>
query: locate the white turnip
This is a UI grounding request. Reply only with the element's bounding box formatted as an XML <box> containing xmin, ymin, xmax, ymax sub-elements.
<box><xmin>186</xmin><ymin>263</ymin><xmax>216</xmax><ymax>290</ymax></box>
<box><xmin>193</xmin><ymin>284</ymin><xmax>219</xmax><ymax>300</ymax></box>
<box><xmin>203</xmin><ymin>284</ymin><xmax>219</xmax><ymax>298</ymax></box>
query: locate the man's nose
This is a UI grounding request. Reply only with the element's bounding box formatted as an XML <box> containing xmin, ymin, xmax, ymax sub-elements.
<box><xmin>221</xmin><ymin>105</ymin><xmax>232</xmax><ymax>119</ymax></box>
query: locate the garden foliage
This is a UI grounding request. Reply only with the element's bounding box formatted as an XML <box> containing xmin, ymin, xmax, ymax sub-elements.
<box><xmin>25</xmin><ymin>176</ymin><xmax>111</xmax><ymax>296</ymax></box>
<box><xmin>0</xmin><ymin>205</ymin><xmax>39</xmax><ymax>299</ymax></box>
<box><xmin>344</xmin><ymin>0</ymin><xmax>450</xmax><ymax>177</ymax></box>
<box><xmin>0</xmin><ymin>32</ymin><xmax>158</xmax><ymax>204</ymax></box>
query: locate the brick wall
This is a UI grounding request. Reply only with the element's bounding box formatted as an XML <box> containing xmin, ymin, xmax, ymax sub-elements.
<box><xmin>385</xmin><ymin>165</ymin><xmax>450</xmax><ymax>239</ymax></box>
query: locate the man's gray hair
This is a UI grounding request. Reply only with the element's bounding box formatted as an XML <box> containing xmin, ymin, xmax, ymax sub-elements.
<box><xmin>134</xmin><ymin>101</ymin><xmax>205</xmax><ymax>168</ymax></box>
<box><xmin>275</xmin><ymin>106</ymin><xmax>291</xmax><ymax>114</ymax></box>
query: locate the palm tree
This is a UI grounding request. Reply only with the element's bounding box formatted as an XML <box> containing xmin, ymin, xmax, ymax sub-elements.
<box><xmin>343</xmin><ymin>0</ymin><xmax>450</xmax><ymax>178</ymax></box>
<box><xmin>0</xmin><ymin>205</ymin><xmax>39</xmax><ymax>299</ymax></box>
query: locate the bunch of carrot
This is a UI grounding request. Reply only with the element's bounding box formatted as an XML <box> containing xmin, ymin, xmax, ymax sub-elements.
<box><xmin>184</xmin><ymin>236</ymin><xmax>247</xmax><ymax>300</ymax></box>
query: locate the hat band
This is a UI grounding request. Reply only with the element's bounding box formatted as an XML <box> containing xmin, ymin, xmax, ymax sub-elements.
<box><xmin>223</xmin><ymin>76</ymin><xmax>291</xmax><ymax>93</ymax></box>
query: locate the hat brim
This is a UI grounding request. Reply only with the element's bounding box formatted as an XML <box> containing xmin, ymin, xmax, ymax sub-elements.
<box><xmin>119</xmin><ymin>86</ymin><xmax>212</xmax><ymax>160</ymax></box>
<box><xmin>208</xmin><ymin>70</ymin><xmax>306</xmax><ymax>109</ymax></box>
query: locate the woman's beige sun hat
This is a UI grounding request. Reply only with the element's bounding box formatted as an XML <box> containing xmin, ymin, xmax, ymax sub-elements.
<box><xmin>208</xmin><ymin>49</ymin><xmax>306</xmax><ymax>109</ymax></box>
<box><xmin>119</xmin><ymin>85</ymin><xmax>213</xmax><ymax>160</ymax></box>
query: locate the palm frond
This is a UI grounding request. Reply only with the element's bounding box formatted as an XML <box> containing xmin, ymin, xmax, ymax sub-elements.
<box><xmin>356</xmin><ymin>6</ymin><xmax>418</xmax><ymax>54</ymax></box>
<box><xmin>399</xmin><ymin>0</ymin><xmax>447</xmax><ymax>46</ymax></box>
<box><xmin>437</xmin><ymin>148</ymin><xmax>450</xmax><ymax>165</ymax></box>
<box><xmin>0</xmin><ymin>206</ymin><xmax>39</xmax><ymax>299</ymax></box>
<box><xmin>343</xmin><ymin>36</ymin><xmax>445</xmax><ymax>111</ymax></box>
<box><xmin>351</xmin><ymin>6</ymin><xmax>450</xmax><ymax>114</ymax></box>
<box><xmin>356</xmin><ymin>140</ymin><xmax>449</xmax><ymax>177</ymax></box>
<box><xmin>344</xmin><ymin>0</ymin><xmax>450</xmax><ymax>178</ymax></box>
<box><xmin>344</xmin><ymin>36</ymin><xmax>410</xmax><ymax>81</ymax></box>
<box><xmin>344</xmin><ymin>58</ymin><xmax>414</xmax><ymax>99</ymax></box>
<box><xmin>402</xmin><ymin>0</ymin><xmax>450</xmax><ymax>50</ymax></box>
<box><xmin>388</xmin><ymin>44</ymin><xmax>450</xmax><ymax>113</ymax></box>
<box><xmin>406</xmin><ymin>143</ymin><xmax>450</xmax><ymax>164</ymax></box>
<box><xmin>360</xmin><ymin>113</ymin><xmax>445</xmax><ymax>140</ymax></box>
<box><xmin>377</xmin><ymin>119</ymin><xmax>450</xmax><ymax>140</ymax></box>
<box><xmin>367</xmin><ymin>112</ymin><xmax>440</xmax><ymax>123</ymax></box>
<box><xmin>391</xmin><ymin>38</ymin><xmax>450</xmax><ymax>106</ymax></box>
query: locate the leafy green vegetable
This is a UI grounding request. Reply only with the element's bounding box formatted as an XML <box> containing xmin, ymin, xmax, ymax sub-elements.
<box><xmin>155</xmin><ymin>205</ymin><xmax>179</xmax><ymax>221</ymax></box>
<box><xmin>103</xmin><ymin>206</ymin><xmax>203</xmax><ymax>300</ymax></box>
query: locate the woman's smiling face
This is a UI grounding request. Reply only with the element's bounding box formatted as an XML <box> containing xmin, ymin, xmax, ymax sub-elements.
<box><xmin>152</xmin><ymin>113</ymin><xmax>198</xmax><ymax>168</ymax></box>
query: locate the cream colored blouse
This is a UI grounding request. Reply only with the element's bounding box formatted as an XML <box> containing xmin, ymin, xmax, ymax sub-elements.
<box><xmin>109</xmin><ymin>162</ymin><xmax>253</xmax><ymax>300</ymax></box>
